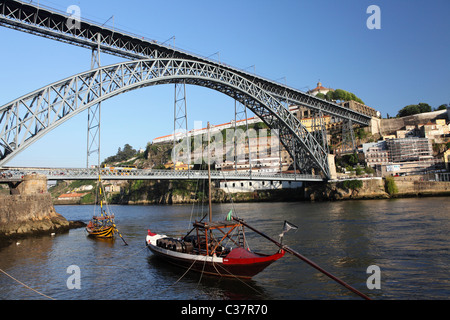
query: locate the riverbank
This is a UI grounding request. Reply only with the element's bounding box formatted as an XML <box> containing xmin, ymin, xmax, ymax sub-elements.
<box><xmin>51</xmin><ymin>176</ymin><xmax>450</xmax><ymax>205</ymax></box>
<box><xmin>304</xmin><ymin>176</ymin><xmax>450</xmax><ymax>201</ymax></box>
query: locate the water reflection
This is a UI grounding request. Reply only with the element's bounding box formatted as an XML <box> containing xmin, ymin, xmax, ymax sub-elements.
<box><xmin>0</xmin><ymin>198</ymin><xmax>449</xmax><ymax>300</ymax></box>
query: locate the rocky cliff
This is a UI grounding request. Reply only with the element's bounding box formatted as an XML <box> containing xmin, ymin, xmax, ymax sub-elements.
<box><xmin>305</xmin><ymin>178</ymin><xmax>389</xmax><ymax>201</ymax></box>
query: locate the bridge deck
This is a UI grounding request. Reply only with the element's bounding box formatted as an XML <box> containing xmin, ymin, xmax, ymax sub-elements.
<box><xmin>0</xmin><ymin>0</ymin><xmax>371</xmax><ymax>125</ymax></box>
<box><xmin>0</xmin><ymin>168</ymin><xmax>324</xmax><ymax>182</ymax></box>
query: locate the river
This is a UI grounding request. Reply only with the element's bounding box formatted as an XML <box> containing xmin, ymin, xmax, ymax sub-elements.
<box><xmin>0</xmin><ymin>197</ymin><xmax>449</xmax><ymax>300</ymax></box>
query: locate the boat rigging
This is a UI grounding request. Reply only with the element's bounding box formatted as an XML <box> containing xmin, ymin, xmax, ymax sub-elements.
<box><xmin>145</xmin><ymin>122</ymin><xmax>284</xmax><ymax>279</ymax></box>
<box><xmin>86</xmin><ymin>173</ymin><xmax>128</xmax><ymax>245</ymax></box>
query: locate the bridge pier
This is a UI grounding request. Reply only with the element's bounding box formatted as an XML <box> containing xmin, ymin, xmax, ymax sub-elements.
<box><xmin>7</xmin><ymin>173</ymin><xmax>47</xmax><ymax>195</ymax></box>
<box><xmin>327</xmin><ymin>154</ymin><xmax>338</xmax><ymax>180</ymax></box>
<box><xmin>0</xmin><ymin>174</ymin><xmax>84</xmax><ymax>241</ymax></box>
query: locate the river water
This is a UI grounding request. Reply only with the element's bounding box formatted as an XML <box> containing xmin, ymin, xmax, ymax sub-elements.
<box><xmin>0</xmin><ymin>197</ymin><xmax>449</xmax><ymax>300</ymax></box>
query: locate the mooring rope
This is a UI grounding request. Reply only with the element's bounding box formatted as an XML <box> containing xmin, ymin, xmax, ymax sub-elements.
<box><xmin>212</xmin><ymin>261</ymin><xmax>264</xmax><ymax>296</ymax></box>
<box><xmin>158</xmin><ymin>257</ymin><xmax>198</xmax><ymax>295</ymax></box>
<box><xmin>0</xmin><ymin>267</ymin><xmax>55</xmax><ymax>300</ymax></box>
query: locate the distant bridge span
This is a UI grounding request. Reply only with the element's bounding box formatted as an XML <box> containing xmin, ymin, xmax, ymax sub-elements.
<box><xmin>0</xmin><ymin>167</ymin><xmax>324</xmax><ymax>182</ymax></box>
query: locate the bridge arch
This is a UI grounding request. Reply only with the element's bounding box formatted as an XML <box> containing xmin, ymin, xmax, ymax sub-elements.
<box><xmin>0</xmin><ymin>58</ymin><xmax>331</xmax><ymax>177</ymax></box>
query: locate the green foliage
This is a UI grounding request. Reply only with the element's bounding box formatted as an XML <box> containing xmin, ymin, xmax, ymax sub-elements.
<box><xmin>364</xmin><ymin>166</ymin><xmax>375</xmax><ymax>174</ymax></box>
<box><xmin>346</xmin><ymin>152</ymin><xmax>359</xmax><ymax>166</ymax></box>
<box><xmin>437</xmin><ymin>104</ymin><xmax>448</xmax><ymax>110</ymax></box>
<box><xmin>385</xmin><ymin>176</ymin><xmax>398</xmax><ymax>195</ymax></box>
<box><xmin>103</xmin><ymin>144</ymin><xmax>137</xmax><ymax>164</ymax></box>
<box><xmin>315</xmin><ymin>92</ymin><xmax>326</xmax><ymax>99</ymax></box>
<box><xmin>397</xmin><ymin>103</ymin><xmax>432</xmax><ymax>117</ymax></box>
<box><xmin>355</xmin><ymin>166</ymin><xmax>364</xmax><ymax>176</ymax></box>
<box><xmin>80</xmin><ymin>192</ymin><xmax>94</xmax><ymax>204</ymax></box>
<box><xmin>324</xmin><ymin>89</ymin><xmax>364</xmax><ymax>104</ymax></box>
<box><xmin>342</xmin><ymin>179</ymin><xmax>363</xmax><ymax>190</ymax></box>
<box><xmin>355</xmin><ymin>128</ymin><xmax>369</xmax><ymax>140</ymax></box>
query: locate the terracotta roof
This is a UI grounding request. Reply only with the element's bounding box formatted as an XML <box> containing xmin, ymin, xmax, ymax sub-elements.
<box><xmin>58</xmin><ymin>193</ymin><xmax>86</xmax><ymax>199</ymax></box>
<box><xmin>309</xmin><ymin>81</ymin><xmax>333</xmax><ymax>93</ymax></box>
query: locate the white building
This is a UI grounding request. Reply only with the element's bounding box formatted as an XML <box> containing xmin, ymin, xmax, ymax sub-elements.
<box><xmin>219</xmin><ymin>180</ymin><xmax>302</xmax><ymax>193</ymax></box>
<box><xmin>307</xmin><ymin>81</ymin><xmax>333</xmax><ymax>96</ymax></box>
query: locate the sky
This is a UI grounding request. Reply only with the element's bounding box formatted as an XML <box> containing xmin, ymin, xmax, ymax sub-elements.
<box><xmin>0</xmin><ymin>0</ymin><xmax>449</xmax><ymax>168</ymax></box>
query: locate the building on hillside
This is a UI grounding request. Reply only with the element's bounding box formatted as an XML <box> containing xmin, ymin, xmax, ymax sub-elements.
<box><xmin>164</xmin><ymin>161</ymin><xmax>191</xmax><ymax>171</ymax></box>
<box><xmin>386</xmin><ymin>137</ymin><xmax>432</xmax><ymax>163</ymax></box>
<box><xmin>363</xmin><ymin>141</ymin><xmax>389</xmax><ymax>168</ymax></box>
<box><xmin>307</xmin><ymin>81</ymin><xmax>333</xmax><ymax>96</ymax></box>
<box><xmin>339</xmin><ymin>100</ymin><xmax>380</xmax><ymax>118</ymax></box>
<box><xmin>152</xmin><ymin>117</ymin><xmax>261</xmax><ymax>144</ymax></box>
<box><xmin>420</xmin><ymin>119</ymin><xmax>449</xmax><ymax>142</ymax></box>
<box><xmin>362</xmin><ymin>137</ymin><xmax>444</xmax><ymax>176</ymax></box>
<box><xmin>57</xmin><ymin>193</ymin><xmax>87</xmax><ymax>202</ymax></box>
<box><xmin>104</xmin><ymin>184</ymin><xmax>121</xmax><ymax>193</ymax></box>
<box><xmin>219</xmin><ymin>180</ymin><xmax>302</xmax><ymax>193</ymax></box>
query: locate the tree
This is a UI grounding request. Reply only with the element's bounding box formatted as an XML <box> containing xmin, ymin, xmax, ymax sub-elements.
<box><xmin>327</xmin><ymin>89</ymin><xmax>364</xmax><ymax>104</ymax></box>
<box><xmin>437</xmin><ymin>104</ymin><xmax>449</xmax><ymax>110</ymax></box>
<box><xmin>385</xmin><ymin>176</ymin><xmax>398</xmax><ymax>195</ymax></box>
<box><xmin>397</xmin><ymin>102</ymin><xmax>432</xmax><ymax>117</ymax></box>
<box><xmin>417</xmin><ymin>103</ymin><xmax>432</xmax><ymax>113</ymax></box>
<box><xmin>103</xmin><ymin>143</ymin><xmax>137</xmax><ymax>164</ymax></box>
<box><xmin>397</xmin><ymin>104</ymin><xmax>420</xmax><ymax>117</ymax></box>
<box><xmin>315</xmin><ymin>92</ymin><xmax>326</xmax><ymax>100</ymax></box>
<box><xmin>325</xmin><ymin>91</ymin><xmax>334</xmax><ymax>101</ymax></box>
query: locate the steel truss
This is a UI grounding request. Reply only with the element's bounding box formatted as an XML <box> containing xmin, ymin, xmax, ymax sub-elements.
<box><xmin>0</xmin><ymin>0</ymin><xmax>371</xmax><ymax>126</ymax></box>
<box><xmin>0</xmin><ymin>0</ymin><xmax>373</xmax><ymax>178</ymax></box>
<box><xmin>1</xmin><ymin>58</ymin><xmax>332</xmax><ymax>177</ymax></box>
<box><xmin>0</xmin><ymin>167</ymin><xmax>324</xmax><ymax>182</ymax></box>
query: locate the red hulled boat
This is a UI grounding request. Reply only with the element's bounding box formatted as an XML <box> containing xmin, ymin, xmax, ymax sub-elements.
<box><xmin>146</xmin><ymin>218</ymin><xmax>285</xmax><ymax>279</ymax></box>
<box><xmin>145</xmin><ymin>122</ymin><xmax>284</xmax><ymax>279</ymax></box>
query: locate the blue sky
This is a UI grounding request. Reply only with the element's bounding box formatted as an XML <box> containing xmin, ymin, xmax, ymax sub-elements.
<box><xmin>1</xmin><ymin>0</ymin><xmax>449</xmax><ymax>167</ymax></box>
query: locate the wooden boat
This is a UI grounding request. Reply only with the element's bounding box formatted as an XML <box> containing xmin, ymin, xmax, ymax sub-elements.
<box><xmin>86</xmin><ymin>175</ymin><xmax>127</xmax><ymax>244</ymax></box>
<box><xmin>145</xmin><ymin>122</ymin><xmax>284</xmax><ymax>279</ymax></box>
<box><xmin>146</xmin><ymin>220</ymin><xmax>284</xmax><ymax>279</ymax></box>
<box><xmin>86</xmin><ymin>215</ymin><xmax>115</xmax><ymax>238</ymax></box>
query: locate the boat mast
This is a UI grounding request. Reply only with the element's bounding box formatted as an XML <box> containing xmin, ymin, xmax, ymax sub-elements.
<box><xmin>207</xmin><ymin>122</ymin><xmax>212</xmax><ymax>223</ymax></box>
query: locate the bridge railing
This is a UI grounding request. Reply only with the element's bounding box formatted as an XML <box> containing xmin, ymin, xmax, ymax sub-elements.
<box><xmin>0</xmin><ymin>168</ymin><xmax>324</xmax><ymax>182</ymax></box>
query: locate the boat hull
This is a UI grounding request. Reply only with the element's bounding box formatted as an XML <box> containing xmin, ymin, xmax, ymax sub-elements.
<box><xmin>147</xmin><ymin>240</ymin><xmax>284</xmax><ymax>279</ymax></box>
<box><xmin>86</xmin><ymin>225</ymin><xmax>115</xmax><ymax>238</ymax></box>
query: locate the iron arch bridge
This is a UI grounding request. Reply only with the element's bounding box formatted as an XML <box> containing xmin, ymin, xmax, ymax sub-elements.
<box><xmin>1</xmin><ymin>58</ymin><xmax>331</xmax><ymax>177</ymax></box>
<box><xmin>0</xmin><ymin>0</ymin><xmax>373</xmax><ymax>179</ymax></box>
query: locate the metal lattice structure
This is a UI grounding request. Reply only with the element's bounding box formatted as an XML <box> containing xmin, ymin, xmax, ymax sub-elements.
<box><xmin>0</xmin><ymin>0</ymin><xmax>373</xmax><ymax>179</ymax></box>
<box><xmin>0</xmin><ymin>58</ymin><xmax>332</xmax><ymax>177</ymax></box>
<box><xmin>0</xmin><ymin>0</ymin><xmax>370</xmax><ymax>124</ymax></box>
<box><xmin>0</xmin><ymin>167</ymin><xmax>323</xmax><ymax>182</ymax></box>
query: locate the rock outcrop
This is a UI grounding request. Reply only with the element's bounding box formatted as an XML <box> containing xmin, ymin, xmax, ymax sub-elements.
<box><xmin>0</xmin><ymin>174</ymin><xmax>85</xmax><ymax>241</ymax></box>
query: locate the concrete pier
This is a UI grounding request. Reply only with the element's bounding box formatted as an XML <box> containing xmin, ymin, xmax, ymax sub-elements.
<box><xmin>0</xmin><ymin>174</ymin><xmax>75</xmax><ymax>240</ymax></box>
